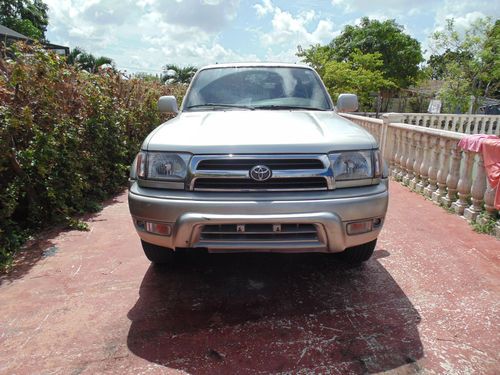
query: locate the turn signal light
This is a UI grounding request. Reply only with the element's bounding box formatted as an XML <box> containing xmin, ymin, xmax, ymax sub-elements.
<box><xmin>347</xmin><ymin>221</ymin><xmax>372</xmax><ymax>235</ymax></box>
<box><xmin>135</xmin><ymin>220</ymin><xmax>172</xmax><ymax>236</ymax></box>
<box><xmin>346</xmin><ymin>218</ymin><xmax>383</xmax><ymax>235</ymax></box>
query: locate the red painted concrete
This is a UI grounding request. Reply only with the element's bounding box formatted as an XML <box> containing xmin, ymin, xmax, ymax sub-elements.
<box><xmin>0</xmin><ymin>181</ymin><xmax>499</xmax><ymax>374</ymax></box>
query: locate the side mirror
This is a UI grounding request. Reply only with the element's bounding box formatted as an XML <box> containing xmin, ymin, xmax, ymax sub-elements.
<box><xmin>158</xmin><ymin>96</ymin><xmax>179</xmax><ymax>113</ymax></box>
<box><xmin>336</xmin><ymin>94</ymin><xmax>358</xmax><ymax>112</ymax></box>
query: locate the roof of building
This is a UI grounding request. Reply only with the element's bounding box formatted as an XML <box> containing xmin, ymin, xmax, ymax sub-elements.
<box><xmin>0</xmin><ymin>24</ymin><xmax>29</xmax><ymax>40</ymax></box>
<box><xmin>0</xmin><ymin>23</ymin><xmax>69</xmax><ymax>55</ymax></box>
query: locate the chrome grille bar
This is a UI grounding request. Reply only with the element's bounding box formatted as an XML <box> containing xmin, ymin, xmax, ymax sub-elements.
<box><xmin>187</xmin><ymin>154</ymin><xmax>334</xmax><ymax>191</ymax></box>
<box><xmin>197</xmin><ymin>158</ymin><xmax>324</xmax><ymax>170</ymax></box>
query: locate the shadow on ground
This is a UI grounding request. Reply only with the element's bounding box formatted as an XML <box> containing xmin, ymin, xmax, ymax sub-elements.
<box><xmin>0</xmin><ymin>195</ymin><xmax>122</xmax><ymax>285</ymax></box>
<box><xmin>127</xmin><ymin>250</ymin><xmax>423</xmax><ymax>374</ymax></box>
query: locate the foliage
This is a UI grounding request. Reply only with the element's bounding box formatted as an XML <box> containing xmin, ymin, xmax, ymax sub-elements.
<box><xmin>322</xmin><ymin>50</ymin><xmax>396</xmax><ymax>109</ymax></box>
<box><xmin>472</xmin><ymin>211</ymin><xmax>497</xmax><ymax>234</ymax></box>
<box><xmin>298</xmin><ymin>17</ymin><xmax>423</xmax><ymax>89</ymax></box>
<box><xmin>430</xmin><ymin>18</ymin><xmax>499</xmax><ymax>112</ymax></box>
<box><xmin>162</xmin><ymin>64</ymin><xmax>197</xmax><ymax>85</ymax></box>
<box><xmin>133</xmin><ymin>72</ymin><xmax>162</xmax><ymax>82</ymax></box>
<box><xmin>296</xmin><ymin>44</ymin><xmax>332</xmax><ymax>77</ymax></box>
<box><xmin>0</xmin><ymin>0</ymin><xmax>49</xmax><ymax>41</ymax></box>
<box><xmin>427</xmin><ymin>50</ymin><xmax>472</xmax><ymax>80</ymax></box>
<box><xmin>437</xmin><ymin>61</ymin><xmax>472</xmax><ymax>113</ymax></box>
<box><xmin>66</xmin><ymin>47</ymin><xmax>114</xmax><ymax>74</ymax></box>
<box><xmin>0</xmin><ymin>42</ymin><xmax>187</xmax><ymax>269</ymax></box>
<box><xmin>472</xmin><ymin>212</ymin><xmax>497</xmax><ymax>235</ymax></box>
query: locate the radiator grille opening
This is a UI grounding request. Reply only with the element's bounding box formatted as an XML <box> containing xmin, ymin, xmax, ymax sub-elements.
<box><xmin>193</xmin><ymin>177</ymin><xmax>328</xmax><ymax>191</ymax></box>
<box><xmin>199</xmin><ymin>223</ymin><xmax>319</xmax><ymax>242</ymax></box>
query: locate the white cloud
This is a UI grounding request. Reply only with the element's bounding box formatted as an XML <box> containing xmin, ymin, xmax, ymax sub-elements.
<box><xmin>153</xmin><ymin>0</ymin><xmax>240</xmax><ymax>33</ymax></box>
<box><xmin>254</xmin><ymin>0</ymin><xmax>274</xmax><ymax>17</ymax></box>
<box><xmin>43</xmin><ymin>0</ymin><xmax>500</xmax><ymax>73</ymax></box>
<box><xmin>331</xmin><ymin>0</ymin><xmax>438</xmax><ymax>15</ymax></box>
<box><xmin>44</xmin><ymin>0</ymin><xmax>252</xmax><ymax>72</ymax></box>
<box><xmin>254</xmin><ymin>0</ymin><xmax>335</xmax><ymax>52</ymax></box>
<box><xmin>429</xmin><ymin>0</ymin><xmax>498</xmax><ymax>54</ymax></box>
<box><xmin>434</xmin><ymin>3</ymin><xmax>492</xmax><ymax>32</ymax></box>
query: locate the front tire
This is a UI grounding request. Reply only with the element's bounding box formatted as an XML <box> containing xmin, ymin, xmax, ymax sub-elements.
<box><xmin>339</xmin><ymin>239</ymin><xmax>377</xmax><ymax>263</ymax></box>
<box><xmin>141</xmin><ymin>240</ymin><xmax>175</xmax><ymax>264</ymax></box>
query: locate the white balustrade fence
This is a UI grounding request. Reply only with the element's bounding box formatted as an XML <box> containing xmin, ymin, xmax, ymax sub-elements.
<box><xmin>349</xmin><ymin>112</ymin><xmax>499</xmax><ymax>135</ymax></box>
<box><xmin>341</xmin><ymin>113</ymin><xmax>500</xmax><ymax>238</ymax></box>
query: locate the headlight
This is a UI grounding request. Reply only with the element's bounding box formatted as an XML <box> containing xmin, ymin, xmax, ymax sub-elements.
<box><xmin>136</xmin><ymin>151</ymin><xmax>191</xmax><ymax>181</ymax></box>
<box><xmin>329</xmin><ymin>150</ymin><xmax>379</xmax><ymax>180</ymax></box>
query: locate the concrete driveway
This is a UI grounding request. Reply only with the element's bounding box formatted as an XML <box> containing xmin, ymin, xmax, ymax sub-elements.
<box><xmin>0</xmin><ymin>181</ymin><xmax>499</xmax><ymax>374</ymax></box>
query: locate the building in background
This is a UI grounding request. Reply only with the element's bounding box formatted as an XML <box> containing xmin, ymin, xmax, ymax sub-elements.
<box><xmin>0</xmin><ymin>24</ymin><xmax>69</xmax><ymax>56</ymax></box>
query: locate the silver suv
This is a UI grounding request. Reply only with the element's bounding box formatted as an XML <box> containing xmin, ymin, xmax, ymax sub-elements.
<box><xmin>128</xmin><ymin>63</ymin><xmax>388</xmax><ymax>264</ymax></box>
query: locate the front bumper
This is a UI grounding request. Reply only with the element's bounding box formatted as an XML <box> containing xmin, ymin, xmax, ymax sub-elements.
<box><xmin>128</xmin><ymin>180</ymin><xmax>388</xmax><ymax>253</ymax></box>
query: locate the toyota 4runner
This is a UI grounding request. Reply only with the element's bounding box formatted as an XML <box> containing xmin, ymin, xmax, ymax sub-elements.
<box><xmin>128</xmin><ymin>63</ymin><xmax>388</xmax><ymax>264</ymax></box>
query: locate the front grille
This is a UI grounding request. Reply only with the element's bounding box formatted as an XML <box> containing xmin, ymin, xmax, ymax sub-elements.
<box><xmin>193</xmin><ymin>177</ymin><xmax>328</xmax><ymax>191</ymax></box>
<box><xmin>199</xmin><ymin>223</ymin><xmax>319</xmax><ymax>242</ymax></box>
<box><xmin>197</xmin><ymin>158</ymin><xmax>324</xmax><ymax>170</ymax></box>
<box><xmin>189</xmin><ymin>154</ymin><xmax>332</xmax><ymax>192</ymax></box>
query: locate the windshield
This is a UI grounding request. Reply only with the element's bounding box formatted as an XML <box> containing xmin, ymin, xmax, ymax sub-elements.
<box><xmin>183</xmin><ymin>66</ymin><xmax>332</xmax><ymax>111</ymax></box>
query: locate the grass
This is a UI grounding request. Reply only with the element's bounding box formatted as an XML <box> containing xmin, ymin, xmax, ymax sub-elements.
<box><xmin>472</xmin><ymin>212</ymin><xmax>497</xmax><ymax>235</ymax></box>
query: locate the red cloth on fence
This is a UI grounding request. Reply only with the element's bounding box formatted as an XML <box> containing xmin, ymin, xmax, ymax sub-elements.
<box><xmin>458</xmin><ymin>134</ymin><xmax>498</xmax><ymax>152</ymax></box>
<box><xmin>482</xmin><ymin>139</ymin><xmax>500</xmax><ymax>209</ymax></box>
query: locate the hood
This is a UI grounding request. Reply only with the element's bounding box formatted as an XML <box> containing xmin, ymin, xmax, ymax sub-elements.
<box><xmin>144</xmin><ymin>110</ymin><xmax>377</xmax><ymax>154</ymax></box>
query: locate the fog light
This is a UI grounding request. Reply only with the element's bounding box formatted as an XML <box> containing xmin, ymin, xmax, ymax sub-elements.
<box><xmin>347</xmin><ymin>220</ymin><xmax>372</xmax><ymax>235</ymax></box>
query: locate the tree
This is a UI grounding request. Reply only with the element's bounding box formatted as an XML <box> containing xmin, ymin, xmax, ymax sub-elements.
<box><xmin>0</xmin><ymin>0</ymin><xmax>49</xmax><ymax>41</ymax></box>
<box><xmin>430</xmin><ymin>18</ymin><xmax>499</xmax><ymax>112</ymax></box>
<box><xmin>321</xmin><ymin>50</ymin><xmax>396</xmax><ymax>110</ymax></box>
<box><xmin>66</xmin><ymin>47</ymin><xmax>114</xmax><ymax>73</ymax></box>
<box><xmin>427</xmin><ymin>50</ymin><xmax>472</xmax><ymax>80</ymax></box>
<box><xmin>437</xmin><ymin>62</ymin><xmax>472</xmax><ymax>113</ymax></box>
<box><xmin>296</xmin><ymin>44</ymin><xmax>333</xmax><ymax>77</ymax></box>
<box><xmin>162</xmin><ymin>64</ymin><xmax>197</xmax><ymax>85</ymax></box>
<box><xmin>299</xmin><ymin>17</ymin><xmax>423</xmax><ymax>89</ymax></box>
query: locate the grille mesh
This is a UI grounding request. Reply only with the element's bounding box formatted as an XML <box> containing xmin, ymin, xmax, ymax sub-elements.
<box><xmin>193</xmin><ymin>177</ymin><xmax>328</xmax><ymax>191</ymax></box>
<box><xmin>200</xmin><ymin>223</ymin><xmax>319</xmax><ymax>242</ymax></box>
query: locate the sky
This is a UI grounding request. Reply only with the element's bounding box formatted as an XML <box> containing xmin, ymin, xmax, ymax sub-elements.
<box><xmin>44</xmin><ymin>0</ymin><xmax>500</xmax><ymax>75</ymax></box>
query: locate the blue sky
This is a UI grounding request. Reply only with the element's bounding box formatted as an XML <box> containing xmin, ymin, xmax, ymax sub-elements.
<box><xmin>45</xmin><ymin>0</ymin><xmax>499</xmax><ymax>74</ymax></box>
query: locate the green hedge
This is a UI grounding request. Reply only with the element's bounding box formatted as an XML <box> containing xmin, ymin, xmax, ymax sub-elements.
<box><xmin>0</xmin><ymin>43</ymin><xmax>185</xmax><ymax>268</ymax></box>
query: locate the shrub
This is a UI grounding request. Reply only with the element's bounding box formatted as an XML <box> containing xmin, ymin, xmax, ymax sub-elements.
<box><xmin>0</xmin><ymin>43</ymin><xmax>186</xmax><ymax>269</ymax></box>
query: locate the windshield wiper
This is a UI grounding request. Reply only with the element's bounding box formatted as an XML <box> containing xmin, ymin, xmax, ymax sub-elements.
<box><xmin>253</xmin><ymin>105</ymin><xmax>327</xmax><ymax>111</ymax></box>
<box><xmin>185</xmin><ymin>103</ymin><xmax>255</xmax><ymax>110</ymax></box>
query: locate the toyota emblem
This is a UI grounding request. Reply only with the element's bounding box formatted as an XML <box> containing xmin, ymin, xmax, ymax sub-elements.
<box><xmin>250</xmin><ymin>165</ymin><xmax>272</xmax><ymax>181</ymax></box>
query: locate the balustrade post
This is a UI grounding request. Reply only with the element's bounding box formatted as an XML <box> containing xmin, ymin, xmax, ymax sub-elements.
<box><xmin>396</xmin><ymin>130</ymin><xmax>408</xmax><ymax>181</ymax></box>
<box><xmin>442</xmin><ymin>143</ymin><xmax>461</xmax><ymax>207</ymax></box>
<box><xmin>476</xmin><ymin>182</ymin><xmax>498</xmax><ymax>228</ymax></box>
<box><xmin>381</xmin><ymin>113</ymin><xmax>403</xmax><ymax>163</ymax></box>
<box><xmin>424</xmin><ymin>136</ymin><xmax>440</xmax><ymax>197</ymax></box>
<box><xmin>416</xmin><ymin>134</ymin><xmax>429</xmax><ymax>193</ymax></box>
<box><xmin>409</xmin><ymin>133</ymin><xmax>423</xmax><ymax>189</ymax></box>
<box><xmin>432</xmin><ymin>139</ymin><xmax>452</xmax><ymax>204</ymax></box>
<box><xmin>452</xmin><ymin>151</ymin><xmax>474</xmax><ymax>215</ymax></box>
<box><xmin>403</xmin><ymin>132</ymin><xmax>416</xmax><ymax>186</ymax></box>
<box><xmin>464</xmin><ymin>153</ymin><xmax>488</xmax><ymax>221</ymax></box>
<box><xmin>391</xmin><ymin>128</ymin><xmax>401</xmax><ymax>177</ymax></box>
